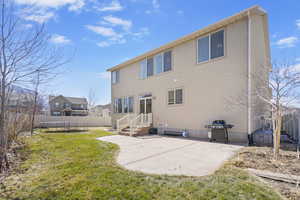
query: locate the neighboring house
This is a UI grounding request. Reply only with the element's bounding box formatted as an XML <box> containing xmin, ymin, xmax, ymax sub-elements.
<box><xmin>107</xmin><ymin>6</ymin><xmax>271</xmax><ymax>143</ymax></box>
<box><xmin>7</xmin><ymin>86</ymin><xmax>35</xmax><ymax>113</ymax></box>
<box><xmin>89</xmin><ymin>104</ymin><xmax>111</xmax><ymax>118</ymax></box>
<box><xmin>49</xmin><ymin>95</ymin><xmax>88</xmax><ymax>116</ymax></box>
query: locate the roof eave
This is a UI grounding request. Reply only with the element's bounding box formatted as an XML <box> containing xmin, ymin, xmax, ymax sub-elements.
<box><xmin>106</xmin><ymin>5</ymin><xmax>266</xmax><ymax>72</ymax></box>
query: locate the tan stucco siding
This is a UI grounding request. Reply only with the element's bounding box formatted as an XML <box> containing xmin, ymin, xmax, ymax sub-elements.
<box><xmin>111</xmin><ymin>18</ymin><xmax>250</xmax><ymax>142</ymax></box>
<box><xmin>250</xmin><ymin>14</ymin><xmax>270</xmax><ymax>132</ymax></box>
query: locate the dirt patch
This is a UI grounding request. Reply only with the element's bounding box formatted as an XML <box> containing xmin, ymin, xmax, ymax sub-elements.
<box><xmin>230</xmin><ymin>146</ymin><xmax>300</xmax><ymax>200</ymax></box>
<box><xmin>0</xmin><ymin>140</ymin><xmax>28</xmax><ymax>185</ymax></box>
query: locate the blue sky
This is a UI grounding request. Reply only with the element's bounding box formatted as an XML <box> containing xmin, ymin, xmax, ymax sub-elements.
<box><xmin>14</xmin><ymin>0</ymin><xmax>300</xmax><ymax>105</ymax></box>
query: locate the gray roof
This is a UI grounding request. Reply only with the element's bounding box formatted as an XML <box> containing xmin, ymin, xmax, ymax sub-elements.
<box><xmin>49</xmin><ymin>95</ymin><xmax>87</xmax><ymax>105</ymax></box>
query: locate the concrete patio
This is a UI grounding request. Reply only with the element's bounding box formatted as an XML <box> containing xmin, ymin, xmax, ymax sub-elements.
<box><xmin>97</xmin><ymin>135</ymin><xmax>244</xmax><ymax>177</ymax></box>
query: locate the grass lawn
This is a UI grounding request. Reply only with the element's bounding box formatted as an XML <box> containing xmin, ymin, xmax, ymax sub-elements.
<box><xmin>1</xmin><ymin>129</ymin><xmax>282</xmax><ymax>200</ymax></box>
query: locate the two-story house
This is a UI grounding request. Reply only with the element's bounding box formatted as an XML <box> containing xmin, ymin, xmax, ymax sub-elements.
<box><xmin>107</xmin><ymin>6</ymin><xmax>271</xmax><ymax>143</ymax></box>
<box><xmin>49</xmin><ymin>95</ymin><xmax>88</xmax><ymax>116</ymax></box>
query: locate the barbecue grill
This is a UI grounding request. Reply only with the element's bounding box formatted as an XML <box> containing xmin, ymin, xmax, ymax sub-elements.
<box><xmin>205</xmin><ymin>120</ymin><xmax>234</xmax><ymax>143</ymax></box>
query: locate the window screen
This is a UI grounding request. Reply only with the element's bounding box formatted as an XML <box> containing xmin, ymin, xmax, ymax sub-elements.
<box><xmin>128</xmin><ymin>97</ymin><xmax>134</xmax><ymax>113</ymax></box>
<box><xmin>114</xmin><ymin>99</ymin><xmax>118</xmax><ymax>113</ymax></box>
<box><xmin>123</xmin><ymin>97</ymin><xmax>128</xmax><ymax>113</ymax></box>
<box><xmin>175</xmin><ymin>89</ymin><xmax>183</xmax><ymax>104</ymax></box>
<box><xmin>117</xmin><ymin>98</ymin><xmax>122</xmax><ymax>113</ymax></box>
<box><xmin>211</xmin><ymin>30</ymin><xmax>224</xmax><ymax>59</ymax></box>
<box><xmin>198</xmin><ymin>36</ymin><xmax>209</xmax><ymax>63</ymax></box>
<box><xmin>147</xmin><ymin>57</ymin><xmax>154</xmax><ymax>77</ymax></box>
<box><xmin>112</xmin><ymin>71</ymin><xmax>119</xmax><ymax>84</ymax></box>
<box><xmin>163</xmin><ymin>51</ymin><xmax>172</xmax><ymax>72</ymax></box>
<box><xmin>154</xmin><ymin>54</ymin><xmax>163</xmax><ymax>74</ymax></box>
<box><xmin>168</xmin><ymin>90</ymin><xmax>175</xmax><ymax>105</ymax></box>
<box><xmin>140</xmin><ymin>59</ymin><xmax>147</xmax><ymax>79</ymax></box>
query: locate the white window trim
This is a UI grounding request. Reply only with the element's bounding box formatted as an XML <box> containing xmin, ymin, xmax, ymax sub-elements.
<box><xmin>196</xmin><ymin>29</ymin><xmax>225</xmax><ymax>64</ymax></box>
<box><xmin>167</xmin><ymin>87</ymin><xmax>184</xmax><ymax>106</ymax></box>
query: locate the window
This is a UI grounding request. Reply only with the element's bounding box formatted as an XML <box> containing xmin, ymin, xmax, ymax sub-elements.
<box><xmin>154</xmin><ymin>53</ymin><xmax>163</xmax><ymax>74</ymax></box>
<box><xmin>175</xmin><ymin>89</ymin><xmax>183</xmax><ymax>104</ymax></box>
<box><xmin>114</xmin><ymin>99</ymin><xmax>118</xmax><ymax>113</ymax></box>
<box><xmin>168</xmin><ymin>88</ymin><xmax>183</xmax><ymax>105</ymax></box>
<box><xmin>163</xmin><ymin>51</ymin><xmax>172</xmax><ymax>72</ymax></box>
<box><xmin>112</xmin><ymin>70</ymin><xmax>120</xmax><ymax>84</ymax></box>
<box><xmin>147</xmin><ymin>57</ymin><xmax>154</xmax><ymax>77</ymax></box>
<box><xmin>140</xmin><ymin>50</ymin><xmax>172</xmax><ymax>79</ymax></box>
<box><xmin>140</xmin><ymin>59</ymin><xmax>147</xmax><ymax>79</ymax></box>
<box><xmin>211</xmin><ymin>30</ymin><xmax>224</xmax><ymax>59</ymax></box>
<box><xmin>168</xmin><ymin>90</ymin><xmax>175</xmax><ymax>105</ymax></box>
<box><xmin>55</xmin><ymin>102</ymin><xmax>59</xmax><ymax>107</ymax></box>
<box><xmin>123</xmin><ymin>97</ymin><xmax>129</xmax><ymax>113</ymax></box>
<box><xmin>197</xmin><ymin>30</ymin><xmax>224</xmax><ymax>63</ymax></box>
<box><xmin>198</xmin><ymin>36</ymin><xmax>209</xmax><ymax>62</ymax></box>
<box><xmin>128</xmin><ymin>97</ymin><xmax>134</xmax><ymax>113</ymax></box>
<box><xmin>117</xmin><ymin>98</ymin><xmax>122</xmax><ymax>113</ymax></box>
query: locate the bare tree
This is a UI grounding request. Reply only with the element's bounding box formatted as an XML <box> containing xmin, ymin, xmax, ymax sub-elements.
<box><xmin>0</xmin><ymin>0</ymin><xmax>67</xmax><ymax>172</ymax></box>
<box><xmin>231</xmin><ymin>62</ymin><xmax>300</xmax><ymax>160</ymax></box>
<box><xmin>88</xmin><ymin>88</ymin><xmax>97</xmax><ymax>109</ymax></box>
<box><xmin>266</xmin><ymin>63</ymin><xmax>300</xmax><ymax>159</ymax></box>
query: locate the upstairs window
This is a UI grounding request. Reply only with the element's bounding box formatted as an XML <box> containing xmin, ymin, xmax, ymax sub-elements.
<box><xmin>154</xmin><ymin>53</ymin><xmax>163</xmax><ymax>74</ymax></box>
<box><xmin>140</xmin><ymin>50</ymin><xmax>172</xmax><ymax>79</ymax></box>
<box><xmin>163</xmin><ymin>51</ymin><xmax>172</xmax><ymax>72</ymax></box>
<box><xmin>210</xmin><ymin>30</ymin><xmax>224</xmax><ymax>59</ymax></box>
<box><xmin>147</xmin><ymin>57</ymin><xmax>154</xmax><ymax>77</ymax></box>
<box><xmin>168</xmin><ymin>88</ymin><xmax>183</xmax><ymax>105</ymax></box>
<box><xmin>197</xmin><ymin>30</ymin><xmax>224</xmax><ymax>63</ymax></box>
<box><xmin>140</xmin><ymin>60</ymin><xmax>147</xmax><ymax>79</ymax></box>
<box><xmin>112</xmin><ymin>70</ymin><xmax>120</xmax><ymax>84</ymax></box>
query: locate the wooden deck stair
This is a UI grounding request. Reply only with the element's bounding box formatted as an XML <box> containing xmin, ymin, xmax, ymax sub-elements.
<box><xmin>119</xmin><ymin>126</ymin><xmax>151</xmax><ymax>137</ymax></box>
<box><xmin>117</xmin><ymin>113</ymin><xmax>152</xmax><ymax>137</ymax></box>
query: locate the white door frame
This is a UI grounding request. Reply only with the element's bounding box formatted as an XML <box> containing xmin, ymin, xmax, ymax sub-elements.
<box><xmin>139</xmin><ymin>96</ymin><xmax>152</xmax><ymax>114</ymax></box>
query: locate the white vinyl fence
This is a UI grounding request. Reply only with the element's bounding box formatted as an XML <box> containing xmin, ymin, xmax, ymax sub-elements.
<box><xmin>35</xmin><ymin>115</ymin><xmax>111</xmax><ymax>128</ymax></box>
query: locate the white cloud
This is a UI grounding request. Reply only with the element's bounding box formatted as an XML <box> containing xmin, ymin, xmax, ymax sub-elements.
<box><xmin>15</xmin><ymin>0</ymin><xmax>85</xmax><ymax>10</ymax></box>
<box><xmin>97</xmin><ymin>41</ymin><xmax>111</xmax><ymax>47</ymax></box>
<box><xmin>275</xmin><ymin>36</ymin><xmax>298</xmax><ymax>48</ymax></box>
<box><xmin>50</xmin><ymin>34</ymin><xmax>71</xmax><ymax>44</ymax></box>
<box><xmin>132</xmin><ymin>27</ymin><xmax>150</xmax><ymax>38</ymax></box>
<box><xmin>296</xmin><ymin>58</ymin><xmax>300</xmax><ymax>62</ymax></box>
<box><xmin>296</xmin><ymin>19</ymin><xmax>300</xmax><ymax>29</ymax></box>
<box><xmin>20</xmin><ymin>7</ymin><xmax>55</xmax><ymax>23</ymax></box>
<box><xmin>102</xmin><ymin>15</ymin><xmax>132</xmax><ymax>31</ymax></box>
<box><xmin>68</xmin><ymin>0</ymin><xmax>85</xmax><ymax>11</ymax></box>
<box><xmin>99</xmin><ymin>72</ymin><xmax>111</xmax><ymax>79</ymax></box>
<box><xmin>85</xmin><ymin>25</ymin><xmax>120</xmax><ymax>38</ymax></box>
<box><xmin>97</xmin><ymin>0</ymin><xmax>123</xmax><ymax>12</ymax></box>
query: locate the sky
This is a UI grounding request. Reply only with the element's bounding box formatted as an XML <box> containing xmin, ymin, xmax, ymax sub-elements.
<box><xmin>13</xmin><ymin>0</ymin><xmax>300</xmax><ymax>105</ymax></box>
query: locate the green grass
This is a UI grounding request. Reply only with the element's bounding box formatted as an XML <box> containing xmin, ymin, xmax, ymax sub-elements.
<box><xmin>1</xmin><ymin>129</ymin><xmax>282</xmax><ymax>200</ymax></box>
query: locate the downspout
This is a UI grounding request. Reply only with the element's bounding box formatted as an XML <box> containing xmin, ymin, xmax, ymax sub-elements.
<box><xmin>247</xmin><ymin>11</ymin><xmax>252</xmax><ymax>137</ymax></box>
